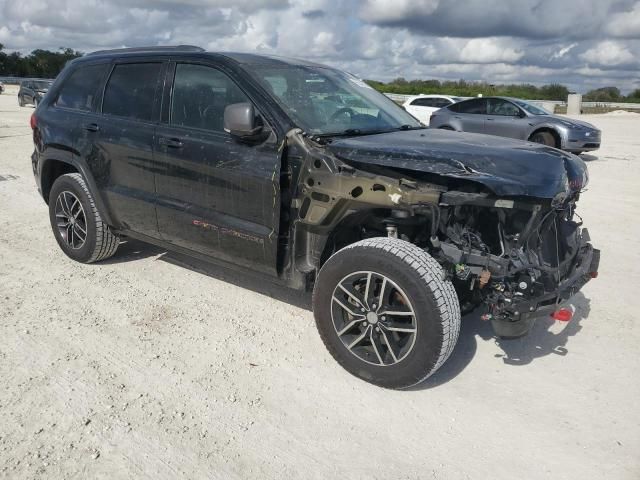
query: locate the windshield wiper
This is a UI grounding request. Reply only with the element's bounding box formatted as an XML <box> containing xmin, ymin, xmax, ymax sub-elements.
<box><xmin>397</xmin><ymin>124</ymin><xmax>426</xmax><ymax>131</ymax></box>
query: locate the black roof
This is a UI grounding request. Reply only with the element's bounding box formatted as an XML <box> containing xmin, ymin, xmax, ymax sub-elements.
<box><xmin>82</xmin><ymin>46</ymin><xmax>328</xmax><ymax>69</ymax></box>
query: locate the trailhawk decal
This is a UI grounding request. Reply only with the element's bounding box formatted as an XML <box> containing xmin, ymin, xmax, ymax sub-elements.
<box><xmin>192</xmin><ymin>220</ymin><xmax>264</xmax><ymax>244</ymax></box>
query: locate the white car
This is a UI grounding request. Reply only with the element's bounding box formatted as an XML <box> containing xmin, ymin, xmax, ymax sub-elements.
<box><xmin>403</xmin><ymin>95</ymin><xmax>463</xmax><ymax>124</ymax></box>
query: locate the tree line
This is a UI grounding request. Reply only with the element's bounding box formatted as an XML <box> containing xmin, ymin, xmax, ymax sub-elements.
<box><xmin>0</xmin><ymin>44</ymin><xmax>82</xmax><ymax>79</ymax></box>
<box><xmin>1</xmin><ymin>45</ymin><xmax>638</xmax><ymax>102</ymax></box>
<box><xmin>366</xmin><ymin>78</ymin><xmax>640</xmax><ymax>103</ymax></box>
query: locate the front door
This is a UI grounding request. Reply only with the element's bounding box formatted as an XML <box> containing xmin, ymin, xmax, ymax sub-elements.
<box><xmin>485</xmin><ymin>98</ymin><xmax>528</xmax><ymax>140</ymax></box>
<box><xmin>154</xmin><ymin>62</ymin><xmax>281</xmax><ymax>274</ymax></box>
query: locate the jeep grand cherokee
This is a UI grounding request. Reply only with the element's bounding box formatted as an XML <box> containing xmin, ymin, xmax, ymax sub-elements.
<box><xmin>30</xmin><ymin>46</ymin><xmax>599</xmax><ymax>389</ymax></box>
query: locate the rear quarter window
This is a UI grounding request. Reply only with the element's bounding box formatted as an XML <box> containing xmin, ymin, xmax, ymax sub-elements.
<box><xmin>56</xmin><ymin>64</ymin><xmax>109</xmax><ymax>111</ymax></box>
<box><xmin>102</xmin><ymin>63</ymin><xmax>163</xmax><ymax>122</ymax></box>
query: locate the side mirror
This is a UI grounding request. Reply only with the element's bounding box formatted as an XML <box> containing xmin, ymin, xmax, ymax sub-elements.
<box><xmin>224</xmin><ymin>103</ymin><xmax>263</xmax><ymax>138</ymax></box>
<box><xmin>517</xmin><ymin>109</ymin><xmax>527</xmax><ymax>118</ymax></box>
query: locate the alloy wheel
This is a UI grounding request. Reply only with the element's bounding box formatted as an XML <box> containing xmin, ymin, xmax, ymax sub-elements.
<box><xmin>54</xmin><ymin>191</ymin><xmax>88</xmax><ymax>249</ymax></box>
<box><xmin>331</xmin><ymin>271</ymin><xmax>418</xmax><ymax>366</ymax></box>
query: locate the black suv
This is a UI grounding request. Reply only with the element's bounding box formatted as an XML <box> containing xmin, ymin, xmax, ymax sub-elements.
<box><xmin>31</xmin><ymin>46</ymin><xmax>599</xmax><ymax>388</ymax></box>
<box><xmin>19</xmin><ymin>79</ymin><xmax>53</xmax><ymax>107</ymax></box>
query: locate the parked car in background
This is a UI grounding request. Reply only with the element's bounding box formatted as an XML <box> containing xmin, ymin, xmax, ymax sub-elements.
<box><xmin>0</xmin><ymin>81</ymin><xmax>5</xmax><ymax>94</ymax></box>
<box><xmin>429</xmin><ymin>96</ymin><xmax>601</xmax><ymax>154</ymax></box>
<box><xmin>403</xmin><ymin>94</ymin><xmax>463</xmax><ymax>124</ymax></box>
<box><xmin>18</xmin><ymin>80</ymin><xmax>53</xmax><ymax>107</ymax></box>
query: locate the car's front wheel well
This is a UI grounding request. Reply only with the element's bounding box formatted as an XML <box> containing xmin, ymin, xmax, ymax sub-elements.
<box><xmin>529</xmin><ymin>127</ymin><xmax>561</xmax><ymax>148</ymax></box>
<box><xmin>41</xmin><ymin>160</ymin><xmax>78</xmax><ymax>203</ymax></box>
<box><xmin>317</xmin><ymin>208</ymin><xmax>435</xmax><ymax>268</ymax></box>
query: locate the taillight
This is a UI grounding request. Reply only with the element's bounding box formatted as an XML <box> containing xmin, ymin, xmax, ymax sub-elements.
<box><xmin>30</xmin><ymin>113</ymin><xmax>37</xmax><ymax>130</ymax></box>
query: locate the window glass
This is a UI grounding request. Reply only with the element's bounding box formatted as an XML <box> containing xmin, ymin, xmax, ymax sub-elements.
<box><xmin>488</xmin><ymin>99</ymin><xmax>521</xmax><ymax>116</ymax></box>
<box><xmin>434</xmin><ymin>98</ymin><xmax>452</xmax><ymax>108</ymax></box>
<box><xmin>102</xmin><ymin>63</ymin><xmax>162</xmax><ymax>121</ymax></box>
<box><xmin>513</xmin><ymin>99</ymin><xmax>549</xmax><ymax>115</ymax></box>
<box><xmin>411</xmin><ymin>98</ymin><xmax>435</xmax><ymax>107</ymax></box>
<box><xmin>171</xmin><ymin>63</ymin><xmax>250</xmax><ymax>132</ymax></box>
<box><xmin>248</xmin><ymin>66</ymin><xmax>420</xmax><ymax>135</ymax></box>
<box><xmin>56</xmin><ymin>64</ymin><xmax>107</xmax><ymax>111</ymax></box>
<box><xmin>456</xmin><ymin>98</ymin><xmax>487</xmax><ymax>114</ymax></box>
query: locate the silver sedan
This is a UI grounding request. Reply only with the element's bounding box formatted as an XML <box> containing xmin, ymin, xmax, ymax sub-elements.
<box><xmin>429</xmin><ymin>96</ymin><xmax>601</xmax><ymax>153</ymax></box>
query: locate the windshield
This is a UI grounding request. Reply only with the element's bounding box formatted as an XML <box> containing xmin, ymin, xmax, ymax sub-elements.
<box><xmin>513</xmin><ymin>99</ymin><xmax>549</xmax><ymax>115</ymax></box>
<box><xmin>32</xmin><ymin>81</ymin><xmax>52</xmax><ymax>90</ymax></box>
<box><xmin>248</xmin><ymin>65</ymin><xmax>421</xmax><ymax>135</ymax></box>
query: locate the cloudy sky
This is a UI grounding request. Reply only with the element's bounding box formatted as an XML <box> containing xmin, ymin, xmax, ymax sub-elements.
<box><xmin>1</xmin><ymin>0</ymin><xmax>639</xmax><ymax>92</ymax></box>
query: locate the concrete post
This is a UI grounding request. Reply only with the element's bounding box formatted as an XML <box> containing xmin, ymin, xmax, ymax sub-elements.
<box><xmin>567</xmin><ymin>94</ymin><xmax>582</xmax><ymax>115</ymax></box>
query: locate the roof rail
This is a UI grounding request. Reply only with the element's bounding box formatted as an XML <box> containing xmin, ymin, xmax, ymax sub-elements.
<box><xmin>88</xmin><ymin>45</ymin><xmax>205</xmax><ymax>56</ymax></box>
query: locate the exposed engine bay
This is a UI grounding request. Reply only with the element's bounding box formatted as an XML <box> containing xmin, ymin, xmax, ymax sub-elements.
<box><xmin>283</xmin><ymin>129</ymin><xmax>600</xmax><ymax>337</ymax></box>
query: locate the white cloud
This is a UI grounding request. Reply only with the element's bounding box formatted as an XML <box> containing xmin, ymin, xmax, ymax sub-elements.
<box><xmin>605</xmin><ymin>1</ymin><xmax>640</xmax><ymax>38</ymax></box>
<box><xmin>459</xmin><ymin>38</ymin><xmax>524</xmax><ymax>63</ymax></box>
<box><xmin>581</xmin><ymin>40</ymin><xmax>635</xmax><ymax>66</ymax></box>
<box><xmin>0</xmin><ymin>0</ymin><xmax>639</xmax><ymax>93</ymax></box>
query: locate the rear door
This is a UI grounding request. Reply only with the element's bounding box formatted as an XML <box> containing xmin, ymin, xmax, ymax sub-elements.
<box><xmin>485</xmin><ymin>98</ymin><xmax>528</xmax><ymax>140</ymax></box>
<box><xmin>451</xmin><ymin>98</ymin><xmax>487</xmax><ymax>133</ymax></box>
<box><xmin>154</xmin><ymin>60</ymin><xmax>281</xmax><ymax>274</ymax></box>
<box><xmin>90</xmin><ymin>60</ymin><xmax>166</xmax><ymax>237</ymax></box>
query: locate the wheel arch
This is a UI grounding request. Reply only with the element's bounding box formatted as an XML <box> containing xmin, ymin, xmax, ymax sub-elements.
<box><xmin>40</xmin><ymin>157</ymin><xmax>115</xmax><ymax>226</ymax></box>
<box><xmin>528</xmin><ymin>126</ymin><xmax>562</xmax><ymax>148</ymax></box>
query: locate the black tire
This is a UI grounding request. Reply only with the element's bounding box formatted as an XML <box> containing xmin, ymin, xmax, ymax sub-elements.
<box><xmin>530</xmin><ymin>131</ymin><xmax>557</xmax><ymax>147</ymax></box>
<box><xmin>313</xmin><ymin>237</ymin><xmax>461</xmax><ymax>389</ymax></box>
<box><xmin>48</xmin><ymin>173</ymin><xmax>119</xmax><ymax>263</ymax></box>
<box><xmin>34</xmin><ymin>97</ymin><xmax>40</xmax><ymax>109</ymax></box>
<box><xmin>18</xmin><ymin>96</ymin><xmax>24</xmax><ymax>107</ymax></box>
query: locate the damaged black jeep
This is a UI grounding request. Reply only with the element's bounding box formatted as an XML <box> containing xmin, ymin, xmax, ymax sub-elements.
<box><xmin>32</xmin><ymin>47</ymin><xmax>599</xmax><ymax>389</ymax></box>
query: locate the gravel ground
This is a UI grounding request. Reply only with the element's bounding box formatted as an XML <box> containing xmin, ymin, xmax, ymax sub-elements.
<box><xmin>1</xmin><ymin>92</ymin><xmax>639</xmax><ymax>479</ymax></box>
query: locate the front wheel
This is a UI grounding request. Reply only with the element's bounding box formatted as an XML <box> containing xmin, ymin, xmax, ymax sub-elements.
<box><xmin>48</xmin><ymin>173</ymin><xmax>119</xmax><ymax>263</ymax></box>
<box><xmin>530</xmin><ymin>131</ymin><xmax>557</xmax><ymax>147</ymax></box>
<box><xmin>313</xmin><ymin>238</ymin><xmax>461</xmax><ymax>389</ymax></box>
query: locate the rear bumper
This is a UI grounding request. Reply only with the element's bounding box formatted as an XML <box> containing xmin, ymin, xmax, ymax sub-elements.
<box><xmin>491</xmin><ymin>232</ymin><xmax>599</xmax><ymax>338</ymax></box>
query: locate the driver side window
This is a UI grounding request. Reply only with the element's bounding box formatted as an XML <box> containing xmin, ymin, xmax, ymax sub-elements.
<box><xmin>171</xmin><ymin>64</ymin><xmax>250</xmax><ymax>132</ymax></box>
<box><xmin>488</xmin><ymin>99</ymin><xmax>521</xmax><ymax>116</ymax></box>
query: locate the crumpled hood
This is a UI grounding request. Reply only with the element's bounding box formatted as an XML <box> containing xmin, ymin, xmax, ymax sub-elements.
<box><xmin>325</xmin><ymin>128</ymin><xmax>588</xmax><ymax>199</ymax></box>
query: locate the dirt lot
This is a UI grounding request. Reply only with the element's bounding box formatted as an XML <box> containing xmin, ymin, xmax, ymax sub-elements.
<box><xmin>1</xmin><ymin>92</ymin><xmax>639</xmax><ymax>479</ymax></box>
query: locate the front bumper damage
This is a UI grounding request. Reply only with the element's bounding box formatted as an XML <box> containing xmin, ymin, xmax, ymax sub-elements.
<box><xmin>490</xmin><ymin>235</ymin><xmax>600</xmax><ymax>337</ymax></box>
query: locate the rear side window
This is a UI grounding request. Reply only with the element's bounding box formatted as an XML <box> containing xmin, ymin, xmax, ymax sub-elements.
<box><xmin>56</xmin><ymin>64</ymin><xmax>108</xmax><ymax>111</ymax></box>
<box><xmin>452</xmin><ymin>98</ymin><xmax>487</xmax><ymax>114</ymax></box>
<box><xmin>102</xmin><ymin>63</ymin><xmax>162</xmax><ymax>121</ymax></box>
<box><xmin>434</xmin><ymin>98</ymin><xmax>452</xmax><ymax>108</ymax></box>
<box><xmin>411</xmin><ymin>98</ymin><xmax>435</xmax><ymax>107</ymax></box>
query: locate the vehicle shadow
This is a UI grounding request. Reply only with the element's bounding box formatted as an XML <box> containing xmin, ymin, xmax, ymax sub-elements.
<box><xmin>415</xmin><ymin>292</ymin><xmax>591</xmax><ymax>389</ymax></box>
<box><xmin>98</xmin><ymin>239</ymin><xmax>165</xmax><ymax>264</ymax></box>
<box><xmin>99</xmin><ymin>238</ymin><xmax>313</xmax><ymax>308</ymax></box>
<box><xmin>160</xmin><ymin>249</ymin><xmax>313</xmax><ymax>311</ymax></box>
<box><xmin>103</xmin><ymin>239</ymin><xmax>591</xmax><ymax>387</ymax></box>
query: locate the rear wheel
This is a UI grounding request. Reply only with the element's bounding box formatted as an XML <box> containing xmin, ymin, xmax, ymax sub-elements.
<box><xmin>48</xmin><ymin>173</ymin><xmax>119</xmax><ymax>263</ymax></box>
<box><xmin>18</xmin><ymin>96</ymin><xmax>24</xmax><ymax>107</ymax></box>
<box><xmin>313</xmin><ymin>237</ymin><xmax>461</xmax><ymax>389</ymax></box>
<box><xmin>530</xmin><ymin>131</ymin><xmax>557</xmax><ymax>147</ymax></box>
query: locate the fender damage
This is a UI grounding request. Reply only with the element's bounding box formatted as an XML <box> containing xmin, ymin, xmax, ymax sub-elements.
<box><xmin>284</xmin><ymin>127</ymin><xmax>599</xmax><ymax>337</ymax></box>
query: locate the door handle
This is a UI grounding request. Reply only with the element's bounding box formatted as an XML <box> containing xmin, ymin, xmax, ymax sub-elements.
<box><xmin>159</xmin><ymin>137</ymin><xmax>184</xmax><ymax>148</ymax></box>
<box><xmin>84</xmin><ymin>123</ymin><xmax>100</xmax><ymax>132</ymax></box>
